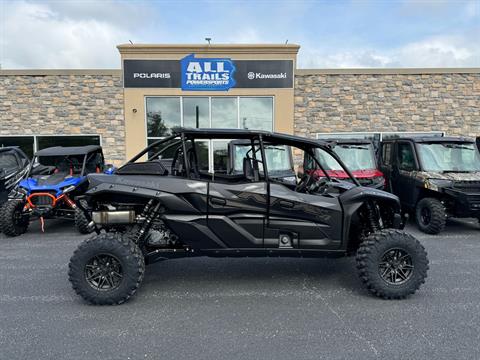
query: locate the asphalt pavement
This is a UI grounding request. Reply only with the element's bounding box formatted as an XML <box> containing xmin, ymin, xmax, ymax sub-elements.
<box><xmin>1</xmin><ymin>218</ymin><xmax>479</xmax><ymax>360</ymax></box>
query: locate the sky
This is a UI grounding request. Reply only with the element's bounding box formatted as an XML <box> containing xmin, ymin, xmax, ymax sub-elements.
<box><xmin>0</xmin><ymin>0</ymin><xmax>479</xmax><ymax>69</ymax></box>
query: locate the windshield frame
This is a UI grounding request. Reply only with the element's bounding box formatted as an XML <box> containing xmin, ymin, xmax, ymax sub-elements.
<box><xmin>415</xmin><ymin>141</ymin><xmax>480</xmax><ymax>173</ymax></box>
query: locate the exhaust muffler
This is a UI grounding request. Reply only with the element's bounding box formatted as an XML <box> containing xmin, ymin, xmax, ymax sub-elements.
<box><xmin>92</xmin><ymin>210</ymin><xmax>136</xmax><ymax>224</ymax></box>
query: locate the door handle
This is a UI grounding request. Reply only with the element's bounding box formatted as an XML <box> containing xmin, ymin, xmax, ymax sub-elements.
<box><xmin>210</xmin><ymin>197</ymin><xmax>226</xmax><ymax>206</ymax></box>
<box><xmin>278</xmin><ymin>200</ymin><xmax>295</xmax><ymax>208</ymax></box>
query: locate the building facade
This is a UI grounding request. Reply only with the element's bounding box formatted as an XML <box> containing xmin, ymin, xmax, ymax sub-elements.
<box><xmin>1</xmin><ymin>44</ymin><xmax>479</xmax><ymax>165</ymax></box>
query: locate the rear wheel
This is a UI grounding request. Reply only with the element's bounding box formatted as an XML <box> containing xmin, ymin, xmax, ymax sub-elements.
<box><xmin>0</xmin><ymin>200</ymin><xmax>29</xmax><ymax>237</ymax></box>
<box><xmin>356</xmin><ymin>229</ymin><xmax>428</xmax><ymax>299</ymax></box>
<box><xmin>74</xmin><ymin>208</ymin><xmax>92</xmax><ymax>234</ymax></box>
<box><xmin>68</xmin><ymin>233</ymin><xmax>145</xmax><ymax>305</ymax></box>
<box><xmin>415</xmin><ymin>197</ymin><xmax>446</xmax><ymax>234</ymax></box>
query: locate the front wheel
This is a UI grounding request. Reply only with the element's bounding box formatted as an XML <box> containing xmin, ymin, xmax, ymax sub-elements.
<box><xmin>415</xmin><ymin>197</ymin><xmax>446</xmax><ymax>234</ymax></box>
<box><xmin>356</xmin><ymin>229</ymin><xmax>428</xmax><ymax>299</ymax></box>
<box><xmin>0</xmin><ymin>200</ymin><xmax>30</xmax><ymax>237</ymax></box>
<box><xmin>74</xmin><ymin>208</ymin><xmax>93</xmax><ymax>234</ymax></box>
<box><xmin>68</xmin><ymin>233</ymin><xmax>145</xmax><ymax>305</ymax></box>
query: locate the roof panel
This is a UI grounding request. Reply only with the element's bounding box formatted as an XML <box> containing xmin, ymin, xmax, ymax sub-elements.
<box><xmin>35</xmin><ymin>145</ymin><xmax>102</xmax><ymax>157</ymax></box>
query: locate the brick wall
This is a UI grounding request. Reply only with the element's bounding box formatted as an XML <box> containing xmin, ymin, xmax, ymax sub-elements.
<box><xmin>294</xmin><ymin>71</ymin><xmax>480</xmax><ymax>139</ymax></box>
<box><xmin>0</xmin><ymin>71</ymin><xmax>125</xmax><ymax>165</ymax></box>
<box><xmin>2</xmin><ymin>69</ymin><xmax>480</xmax><ymax>166</ymax></box>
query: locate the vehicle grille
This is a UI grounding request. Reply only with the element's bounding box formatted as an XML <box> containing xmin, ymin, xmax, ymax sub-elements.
<box><xmin>453</xmin><ymin>180</ymin><xmax>480</xmax><ymax>192</ymax></box>
<box><xmin>29</xmin><ymin>192</ymin><xmax>57</xmax><ymax>207</ymax></box>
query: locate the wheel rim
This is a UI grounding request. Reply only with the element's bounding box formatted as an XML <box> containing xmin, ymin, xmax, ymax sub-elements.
<box><xmin>420</xmin><ymin>207</ymin><xmax>431</xmax><ymax>225</ymax></box>
<box><xmin>378</xmin><ymin>248</ymin><xmax>414</xmax><ymax>285</ymax></box>
<box><xmin>84</xmin><ymin>254</ymin><xmax>123</xmax><ymax>291</ymax></box>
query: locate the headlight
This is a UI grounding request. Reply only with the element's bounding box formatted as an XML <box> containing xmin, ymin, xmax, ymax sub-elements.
<box><xmin>62</xmin><ymin>185</ymin><xmax>76</xmax><ymax>193</ymax></box>
<box><xmin>424</xmin><ymin>178</ymin><xmax>452</xmax><ymax>191</ymax></box>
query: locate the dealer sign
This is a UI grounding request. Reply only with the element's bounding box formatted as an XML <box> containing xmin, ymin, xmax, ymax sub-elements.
<box><xmin>181</xmin><ymin>54</ymin><xmax>236</xmax><ymax>91</ymax></box>
<box><xmin>123</xmin><ymin>56</ymin><xmax>293</xmax><ymax>90</ymax></box>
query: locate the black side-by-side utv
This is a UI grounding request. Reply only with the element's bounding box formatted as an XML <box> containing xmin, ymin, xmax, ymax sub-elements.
<box><xmin>68</xmin><ymin>128</ymin><xmax>429</xmax><ymax>305</ymax></box>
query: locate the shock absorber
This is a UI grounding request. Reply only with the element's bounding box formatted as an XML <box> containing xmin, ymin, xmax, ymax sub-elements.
<box><xmin>131</xmin><ymin>200</ymin><xmax>164</xmax><ymax>245</ymax></box>
<box><xmin>139</xmin><ymin>199</ymin><xmax>155</xmax><ymax>219</ymax></box>
<box><xmin>365</xmin><ymin>201</ymin><xmax>380</xmax><ymax>233</ymax></box>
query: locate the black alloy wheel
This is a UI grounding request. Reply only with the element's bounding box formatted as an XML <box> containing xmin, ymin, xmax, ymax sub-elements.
<box><xmin>356</xmin><ymin>229</ymin><xmax>428</xmax><ymax>299</ymax></box>
<box><xmin>85</xmin><ymin>254</ymin><xmax>123</xmax><ymax>291</ymax></box>
<box><xmin>378</xmin><ymin>248</ymin><xmax>414</xmax><ymax>285</ymax></box>
<box><xmin>69</xmin><ymin>233</ymin><xmax>145</xmax><ymax>305</ymax></box>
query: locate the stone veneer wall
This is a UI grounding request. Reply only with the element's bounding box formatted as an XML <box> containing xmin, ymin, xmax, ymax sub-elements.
<box><xmin>0</xmin><ymin>71</ymin><xmax>125</xmax><ymax>165</ymax></box>
<box><xmin>2</xmin><ymin>69</ymin><xmax>480</xmax><ymax>165</ymax></box>
<box><xmin>294</xmin><ymin>71</ymin><xmax>480</xmax><ymax>138</ymax></box>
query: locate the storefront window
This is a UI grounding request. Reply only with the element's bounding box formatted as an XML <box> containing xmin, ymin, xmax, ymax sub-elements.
<box><xmin>183</xmin><ymin>98</ymin><xmax>209</xmax><ymax>128</ymax></box>
<box><xmin>145</xmin><ymin>96</ymin><xmax>274</xmax><ymax>172</ymax></box>
<box><xmin>0</xmin><ymin>135</ymin><xmax>100</xmax><ymax>160</ymax></box>
<box><xmin>239</xmin><ymin>97</ymin><xmax>273</xmax><ymax>131</ymax></box>
<box><xmin>212</xmin><ymin>140</ymin><xmax>229</xmax><ymax>173</ymax></box>
<box><xmin>147</xmin><ymin>138</ymin><xmax>182</xmax><ymax>160</ymax></box>
<box><xmin>146</xmin><ymin>97</ymin><xmax>181</xmax><ymax>137</ymax></box>
<box><xmin>211</xmin><ymin>97</ymin><xmax>237</xmax><ymax>128</ymax></box>
<box><xmin>194</xmin><ymin>140</ymin><xmax>209</xmax><ymax>171</ymax></box>
<box><xmin>0</xmin><ymin>136</ymin><xmax>35</xmax><ymax>158</ymax></box>
<box><xmin>37</xmin><ymin>136</ymin><xmax>100</xmax><ymax>150</ymax></box>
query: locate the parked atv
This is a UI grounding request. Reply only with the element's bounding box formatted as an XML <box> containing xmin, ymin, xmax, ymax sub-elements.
<box><xmin>307</xmin><ymin>139</ymin><xmax>385</xmax><ymax>189</ymax></box>
<box><xmin>0</xmin><ymin>145</ymin><xmax>108</xmax><ymax>236</ymax></box>
<box><xmin>0</xmin><ymin>147</ymin><xmax>30</xmax><ymax>205</ymax></box>
<box><xmin>379</xmin><ymin>136</ymin><xmax>480</xmax><ymax>234</ymax></box>
<box><xmin>68</xmin><ymin>128</ymin><xmax>428</xmax><ymax>305</ymax></box>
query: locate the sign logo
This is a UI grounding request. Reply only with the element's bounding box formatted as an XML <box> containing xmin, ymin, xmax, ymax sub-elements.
<box><xmin>247</xmin><ymin>72</ymin><xmax>255</xmax><ymax>80</ymax></box>
<box><xmin>133</xmin><ymin>72</ymin><xmax>171</xmax><ymax>79</ymax></box>
<box><xmin>181</xmin><ymin>54</ymin><xmax>236</xmax><ymax>91</ymax></box>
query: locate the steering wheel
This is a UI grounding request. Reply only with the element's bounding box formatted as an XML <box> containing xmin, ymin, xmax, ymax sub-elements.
<box><xmin>308</xmin><ymin>177</ymin><xmax>329</xmax><ymax>194</ymax></box>
<box><xmin>295</xmin><ymin>173</ymin><xmax>314</xmax><ymax>193</ymax></box>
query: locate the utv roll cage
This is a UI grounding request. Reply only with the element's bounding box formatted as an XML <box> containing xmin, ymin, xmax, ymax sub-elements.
<box><xmin>30</xmin><ymin>145</ymin><xmax>104</xmax><ymax>177</ymax></box>
<box><xmin>125</xmin><ymin>128</ymin><xmax>361</xmax><ymax>186</ymax></box>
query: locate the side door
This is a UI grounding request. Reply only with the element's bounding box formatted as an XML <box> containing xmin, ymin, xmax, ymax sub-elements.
<box><xmin>266</xmin><ymin>146</ymin><xmax>343</xmax><ymax>250</ymax></box>
<box><xmin>391</xmin><ymin>141</ymin><xmax>418</xmax><ymax>207</ymax></box>
<box><xmin>379</xmin><ymin>142</ymin><xmax>394</xmax><ymax>192</ymax></box>
<box><xmin>207</xmin><ymin>140</ymin><xmax>267</xmax><ymax>248</ymax></box>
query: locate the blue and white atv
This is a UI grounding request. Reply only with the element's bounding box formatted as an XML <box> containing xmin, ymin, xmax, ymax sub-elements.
<box><xmin>0</xmin><ymin>145</ymin><xmax>113</xmax><ymax>236</ymax></box>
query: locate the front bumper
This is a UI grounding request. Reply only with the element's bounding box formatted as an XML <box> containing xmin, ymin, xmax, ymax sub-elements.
<box><xmin>444</xmin><ymin>188</ymin><xmax>480</xmax><ymax>217</ymax></box>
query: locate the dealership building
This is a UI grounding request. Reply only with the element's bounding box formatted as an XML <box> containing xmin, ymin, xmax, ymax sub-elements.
<box><xmin>0</xmin><ymin>44</ymin><xmax>479</xmax><ymax>165</ymax></box>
